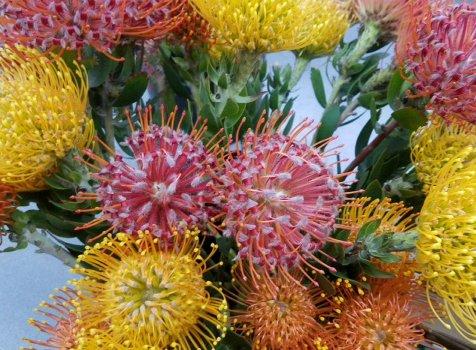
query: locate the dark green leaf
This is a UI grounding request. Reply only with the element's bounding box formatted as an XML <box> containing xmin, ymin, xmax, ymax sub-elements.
<box><xmin>363</xmin><ymin>180</ymin><xmax>383</xmax><ymax>199</ymax></box>
<box><xmin>311</xmin><ymin>68</ymin><xmax>327</xmax><ymax>107</ymax></box>
<box><xmin>216</xmin><ymin>331</ymin><xmax>251</xmax><ymax>350</ymax></box>
<box><xmin>314</xmin><ymin>105</ymin><xmax>341</xmax><ymax>142</ymax></box>
<box><xmin>85</xmin><ymin>52</ymin><xmax>118</xmax><ymax>88</ymax></box>
<box><xmin>355</xmin><ymin>119</ymin><xmax>373</xmax><ymax>156</ymax></box>
<box><xmin>391</xmin><ymin>107</ymin><xmax>427</xmax><ymax>131</ymax></box>
<box><xmin>387</xmin><ymin>70</ymin><xmax>405</xmax><ymax>110</ymax></box>
<box><xmin>356</xmin><ymin>219</ymin><xmax>381</xmax><ymax>242</ymax></box>
<box><xmin>113</xmin><ymin>73</ymin><xmax>148</xmax><ymax>107</ymax></box>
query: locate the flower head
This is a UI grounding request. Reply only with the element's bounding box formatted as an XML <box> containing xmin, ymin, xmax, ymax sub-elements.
<box><xmin>0</xmin><ymin>185</ymin><xmax>16</xmax><ymax>237</ymax></box>
<box><xmin>230</xmin><ymin>268</ymin><xmax>335</xmax><ymax>350</ymax></box>
<box><xmin>411</xmin><ymin>116</ymin><xmax>476</xmax><ymax>192</ymax></box>
<box><xmin>72</xmin><ymin>228</ymin><xmax>228</xmax><ymax>349</ymax></box>
<box><xmin>304</xmin><ymin>0</ymin><xmax>350</xmax><ymax>57</ymax></box>
<box><xmin>398</xmin><ymin>2</ymin><xmax>476</xmax><ymax>124</ymax></box>
<box><xmin>329</xmin><ymin>277</ymin><xmax>429</xmax><ymax>349</ymax></box>
<box><xmin>0</xmin><ymin>45</ymin><xmax>93</xmax><ymax>192</ymax></box>
<box><xmin>214</xmin><ymin>116</ymin><xmax>347</xmax><ymax>278</ymax></box>
<box><xmin>190</xmin><ymin>0</ymin><xmax>347</xmax><ymax>53</ymax></box>
<box><xmin>23</xmin><ymin>287</ymin><xmax>81</xmax><ymax>349</ymax></box>
<box><xmin>168</xmin><ymin>0</ymin><xmax>212</xmax><ymax>47</ymax></box>
<box><xmin>416</xmin><ymin>146</ymin><xmax>476</xmax><ymax>344</ymax></box>
<box><xmin>76</xmin><ymin>106</ymin><xmax>218</xmax><ymax>239</ymax></box>
<box><xmin>0</xmin><ymin>0</ymin><xmax>186</xmax><ymax>55</ymax></box>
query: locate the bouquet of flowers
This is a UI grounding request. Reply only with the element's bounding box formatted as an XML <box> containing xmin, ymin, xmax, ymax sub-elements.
<box><xmin>0</xmin><ymin>0</ymin><xmax>474</xmax><ymax>348</ymax></box>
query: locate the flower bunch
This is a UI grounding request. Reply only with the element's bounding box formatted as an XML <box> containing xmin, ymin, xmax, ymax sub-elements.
<box><xmin>0</xmin><ymin>45</ymin><xmax>93</xmax><ymax>192</ymax></box>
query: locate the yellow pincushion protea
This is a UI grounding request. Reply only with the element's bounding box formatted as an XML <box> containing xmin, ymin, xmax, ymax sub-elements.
<box><xmin>342</xmin><ymin>197</ymin><xmax>417</xmax><ymax>240</ymax></box>
<box><xmin>72</xmin><ymin>228</ymin><xmax>228</xmax><ymax>349</ymax></box>
<box><xmin>0</xmin><ymin>45</ymin><xmax>94</xmax><ymax>192</ymax></box>
<box><xmin>411</xmin><ymin>116</ymin><xmax>476</xmax><ymax>192</ymax></box>
<box><xmin>417</xmin><ymin>147</ymin><xmax>476</xmax><ymax>344</ymax></box>
<box><xmin>190</xmin><ymin>0</ymin><xmax>349</xmax><ymax>54</ymax></box>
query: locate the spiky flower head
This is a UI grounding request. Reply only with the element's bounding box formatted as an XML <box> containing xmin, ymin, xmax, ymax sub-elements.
<box><xmin>77</xmin><ymin>106</ymin><xmax>218</xmax><ymax>239</ymax></box>
<box><xmin>230</xmin><ymin>268</ymin><xmax>335</xmax><ymax>350</ymax></box>
<box><xmin>303</xmin><ymin>0</ymin><xmax>350</xmax><ymax>57</ymax></box>
<box><xmin>190</xmin><ymin>0</ymin><xmax>348</xmax><ymax>53</ymax></box>
<box><xmin>0</xmin><ymin>0</ymin><xmax>186</xmax><ymax>56</ymax></box>
<box><xmin>328</xmin><ymin>277</ymin><xmax>429</xmax><ymax>350</ymax></box>
<box><xmin>398</xmin><ymin>2</ymin><xmax>476</xmax><ymax>124</ymax></box>
<box><xmin>0</xmin><ymin>46</ymin><xmax>93</xmax><ymax>192</ymax></box>
<box><xmin>214</xmin><ymin>116</ymin><xmax>346</xmax><ymax>278</ymax></box>
<box><xmin>0</xmin><ymin>185</ymin><xmax>16</xmax><ymax>237</ymax></box>
<box><xmin>72</xmin><ymin>228</ymin><xmax>228</xmax><ymax>349</ymax></box>
<box><xmin>411</xmin><ymin>116</ymin><xmax>476</xmax><ymax>192</ymax></box>
<box><xmin>416</xmin><ymin>146</ymin><xmax>476</xmax><ymax>344</ymax></box>
<box><xmin>23</xmin><ymin>287</ymin><xmax>81</xmax><ymax>349</ymax></box>
<box><xmin>168</xmin><ymin>0</ymin><xmax>212</xmax><ymax>47</ymax></box>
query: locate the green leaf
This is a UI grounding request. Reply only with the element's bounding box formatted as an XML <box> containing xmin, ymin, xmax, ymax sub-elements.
<box><xmin>311</xmin><ymin>68</ymin><xmax>327</xmax><ymax>108</ymax></box>
<box><xmin>392</xmin><ymin>107</ymin><xmax>427</xmax><ymax>131</ymax></box>
<box><xmin>356</xmin><ymin>219</ymin><xmax>381</xmax><ymax>242</ymax></box>
<box><xmin>314</xmin><ymin>105</ymin><xmax>341</xmax><ymax>142</ymax></box>
<box><xmin>391</xmin><ymin>231</ymin><xmax>419</xmax><ymax>251</ymax></box>
<box><xmin>85</xmin><ymin>52</ymin><xmax>119</xmax><ymax>88</ymax></box>
<box><xmin>387</xmin><ymin>70</ymin><xmax>405</xmax><ymax>110</ymax></box>
<box><xmin>355</xmin><ymin>119</ymin><xmax>373</xmax><ymax>156</ymax></box>
<box><xmin>366</xmin><ymin>147</ymin><xmax>388</xmax><ymax>183</ymax></box>
<box><xmin>363</xmin><ymin>180</ymin><xmax>383</xmax><ymax>199</ymax></box>
<box><xmin>222</xmin><ymin>100</ymin><xmax>246</xmax><ymax>134</ymax></box>
<box><xmin>113</xmin><ymin>73</ymin><xmax>148</xmax><ymax>107</ymax></box>
<box><xmin>360</xmin><ymin>259</ymin><xmax>395</xmax><ymax>279</ymax></box>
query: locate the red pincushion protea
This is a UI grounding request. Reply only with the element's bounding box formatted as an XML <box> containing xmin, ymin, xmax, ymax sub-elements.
<box><xmin>77</xmin><ymin>106</ymin><xmax>219</xmax><ymax>239</ymax></box>
<box><xmin>0</xmin><ymin>0</ymin><xmax>123</xmax><ymax>55</ymax></box>
<box><xmin>0</xmin><ymin>0</ymin><xmax>186</xmax><ymax>56</ymax></box>
<box><xmin>214</xmin><ymin>117</ymin><xmax>347</xmax><ymax>278</ymax></box>
<box><xmin>398</xmin><ymin>2</ymin><xmax>476</xmax><ymax>124</ymax></box>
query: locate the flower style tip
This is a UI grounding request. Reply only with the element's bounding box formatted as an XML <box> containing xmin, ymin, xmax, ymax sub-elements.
<box><xmin>213</xmin><ymin>114</ymin><xmax>348</xmax><ymax>281</ymax></box>
<box><xmin>230</xmin><ymin>267</ymin><xmax>335</xmax><ymax>350</ymax></box>
<box><xmin>417</xmin><ymin>146</ymin><xmax>476</xmax><ymax>344</ymax></box>
<box><xmin>0</xmin><ymin>45</ymin><xmax>93</xmax><ymax>192</ymax></box>
<box><xmin>411</xmin><ymin>116</ymin><xmax>476</xmax><ymax>192</ymax></box>
<box><xmin>72</xmin><ymin>228</ymin><xmax>228</xmax><ymax>349</ymax></box>
<box><xmin>398</xmin><ymin>2</ymin><xmax>476</xmax><ymax>124</ymax></box>
<box><xmin>23</xmin><ymin>287</ymin><xmax>81</xmax><ymax>349</ymax></box>
<box><xmin>190</xmin><ymin>0</ymin><xmax>348</xmax><ymax>53</ymax></box>
<box><xmin>76</xmin><ymin>105</ymin><xmax>219</xmax><ymax>240</ymax></box>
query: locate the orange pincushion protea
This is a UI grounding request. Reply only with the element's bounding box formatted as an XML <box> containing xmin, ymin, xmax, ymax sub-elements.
<box><xmin>328</xmin><ymin>277</ymin><xmax>430</xmax><ymax>350</ymax></box>
<box><xmin>230</xmin><ymin>268</ymin><xmax>335</xmax><ymax>350</ymax></box>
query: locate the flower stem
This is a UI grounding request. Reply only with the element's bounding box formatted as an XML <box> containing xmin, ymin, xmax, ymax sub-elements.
<box><xmin>289</xmin><ymin>55</ymin><xmax>311</xmax><ymax>90</ymax></box>
<box><xmin>341</xmin><ymin>22</ymin><xmax>380</xmax><ymax>73</ymax></box>
<box><xmin>23</xmin><ymin>227</ymin><xmax>76</xmax><ymax>267</ymax></box>
<box><xmin>103</xmin><ymin>105</ymin><xmax>115</xmax><ymax>150</ymax></box>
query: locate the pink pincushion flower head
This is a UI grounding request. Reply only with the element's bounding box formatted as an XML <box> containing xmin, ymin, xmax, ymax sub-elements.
<box><xmin>398</xmin><ymin>2</ymin><xmax>476</xmax><ymax>125</ymax></box>
<box><xmin>214</xmin><ymin>115</ymin><xmax>348</xmax><ymax>280</ymax></box>
<box><xmin>0</xmin><ymin>0</ymin><xmax>186</xmax><ymax>57</ymax></box>
<box><xmin>76</xmin><ymin>106</ymin><xmax>219</xmax><ymax>239</ymax></box>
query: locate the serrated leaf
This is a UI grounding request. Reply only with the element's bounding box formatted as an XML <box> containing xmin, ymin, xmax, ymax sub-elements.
<box><xmin>314</xmin><ymin>105</ymin><xmax>341</xmax><ymax>142</ymax></box>
<box><xmin>311</xmin><ymin>68</ymin><xmax>327</xmax><ymax>107</ymax></box>
<box><xmin>113</xmin><ymin>73</ymin><xmax>148</xmax><ymax>107</ymax></box>
<box><xmin>392</xmin><ymin>107</ymin><xmax>427</xmax><ymax>131</ymax></box>
<box><xmin>356</xmin><ymin>219</ymin><xmax>381</xmax><ymax>242</ymax></box>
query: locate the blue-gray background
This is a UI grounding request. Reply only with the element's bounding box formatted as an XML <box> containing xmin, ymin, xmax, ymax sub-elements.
<box><xmin>0</xmin><ymin>51</ymin><xmax>371</xmax><ymax>349</ymax></box>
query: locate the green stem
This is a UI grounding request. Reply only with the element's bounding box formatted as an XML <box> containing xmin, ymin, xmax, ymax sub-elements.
<box><xmin>341</xmin><ymin>22</ymin><xmax>380</xmax><ymax>73</ymax></box>
<box><xmin>289</xmin><ymin>55</ymin><xmax>311</xmax><ymax>90</ymax></box>
<box><xmin>104</xmin><ymin>105</ymin><xmax>115</xmax><ymax>150</ymax></box>
<box><xmin>23</xmin><ymin>228</ymin><xmax>76</xmax><ymax>267</ymax></box>
<box><xmin>327</xmin><ymin>77</ymin><xmax>347</xmax><ymax>107</ymax></box>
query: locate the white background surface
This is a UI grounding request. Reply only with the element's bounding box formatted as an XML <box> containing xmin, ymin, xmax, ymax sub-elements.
<box><xmin>0</xmin><ymin>51</ymin><xmax>370</xmax><ymax>349</ymax></box>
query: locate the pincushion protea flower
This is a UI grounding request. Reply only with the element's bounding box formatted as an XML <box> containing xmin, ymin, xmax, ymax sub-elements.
<box><xmin>398</xmin><ymin>2</ymin><xmax>476</xmax><ymax>124</ymax></box>
<box><xmin>71</xmin><ymin>228</ymin><xmax>228</xmax><ymax>349</ymax></box>
<box><xmin>0</xmin><ymin>46</ymin><xmax>93</xmax><ymax>192</ymax></box>
<box><xmin>190</xmin><ymin>0</ymin><xmax>347</xmax><ymax>53</ymax></box>
<box><xmin>213</xmin><ymin>116</ymin><xmax>348</xmax><ymax>280</ymax></box>
<box><xmin>328</xmin><ymin>277</ymin><xmax>430</xmax><ymax>350</ymax></box>
<box><xmin>411</xmin><ymin>116</ymin><xmax>476</xmax><ymax>192</ymax></box>
<box><xmin>168</xmin><ymin>0</ymin><xmax>212</xmax><ymax>47</ymax></box>
<box><xmin>76</xmin><ymin>106</ymin><xmax>219</xmax><ymax>239</ymax></box>
<box><xmin>417</xmin><ymin>147</ymin><xmax>476</xmax><ymax>344</ymax></box>
<box><xmin>23</xmin><ymin>287</ymin><xmax>81</xmax><ymax>349</ymax></box>
<box><xmin>0</xmin><ymin>0</ymin><xmax>186</xmax><ymax>56</ymax></box>
<box><xmin>230</xmin><ymin>268</ymin><xmax>336</xmax><ymax>350</ymax></box>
